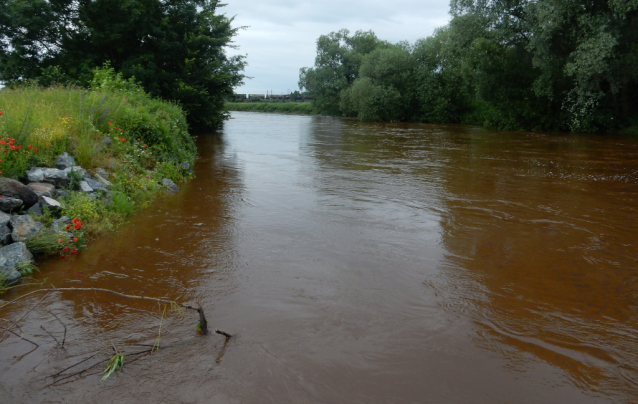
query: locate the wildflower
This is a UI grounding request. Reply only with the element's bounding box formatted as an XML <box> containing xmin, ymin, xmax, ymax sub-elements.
<box><xmin>60</xmin><ymin>254</ymin><xmax>65</xmax><ymax>258</ymax></box>
<box><xmin>137</xmin><ymin>138</ymin><xmax>141</xmax><ymax>141</ymax></box>
<box><xmin>2</xmin><ymin>150</ymin><xmax>6</xmax><ymax>153</ymax></box>
<box><xmin>120</xmin><ymin>128</ymin><xmax>124</xmax><ymax>131</ymax></box>
<box><xmin>73</xmin><ymin>237</ymin><xmax>78</xmax><ymax>243</ymax></box>
<box><xmin>0</xmin><ymin>112</ymin><xmax>3</xmax><ymax>115</ymax></box>
<box><xmin>63</xmin><ymin>247</ymin><xmax>69</xmax><ymax>251</ymax></box>
<box><xmin>73</xmin><ymin>222</ymin><xmax>82</xmax><ymax>230</ymax></box>
<box><xmin>143</xmin><ymin>145</ymin><xmax>147</xmax><ymax>149</ymax></box>
<box><xmin>28</xmin><ymin>145</ymin><xmax>32</xmax><ymax>149</ymax></box>
<box><xmin>70</xmin><ymin>249</ymin><xmax>79</xmax><ymax>255</ymax></box>
<box><xmin>34</xmin><ymin>149</ymin><xmax>38</xmax><ymax>152</ymax></box>
<box><xmin>0</xmin><ymin>160</ymin><xmax>4</xmax><ymax>163</ymax></box>
<box><xmin>58</xmin><ymin>238</ymin><xmax>63</xmax><ymax>243</ymax></box>
<box><xmin>108</xmin><ymin>122</ymin><xmax>112</xmax><ymax>126</ymax></box>
<box><xmin>65</xmin><ymin>224</ymin><xmax>70</xmax><ymax>231</ymax></box>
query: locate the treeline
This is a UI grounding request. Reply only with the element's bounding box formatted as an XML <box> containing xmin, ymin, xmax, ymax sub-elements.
<box><xmin>299</xmin><ymin>0</ymin><xmax>638</xmax><ymax>134</ymax></box>
<box><xmin>0</xmin><ymin>0</ymin><xmax>245</xmax><ymax>130</ymax></box>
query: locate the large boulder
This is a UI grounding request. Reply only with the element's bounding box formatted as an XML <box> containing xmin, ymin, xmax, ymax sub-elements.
<box><xmin>0</xmin><ymin>177</ymin><xmax>38</xmax><ymax>208</ymax></box>
<box><xmin>27</xmin><ymin>182</ymin><xmax>56</xmax><ymax>198</ymax></box>
<box><xmin>63</xmin><ymin>166</ymin><xmax>87</xmax><ymax>178</ymax></box>
<box><xmin>0</xmin><ymin>242</ymin><xmax>33</xmax><ymax>284</ymax></box>
<box><xmin>40</xmin><ymin>196</ymin><xmax>62</xmax><ymax>213</ymax></box>
<box><xmin>25</xmin><ymin>167</ymin><xmax>68</xmax><ymax>187</ymax></box>
<box><xmin>0</xmin><ymin>197</ymin><xmax>23</xmax><ymax>213</ymax></box>
<box><xmin>79</xmin><ymin>181</ymin><xmax>93</xmax><ymax>193</ymax></box>
<box><xmin>56</xmin><ymin>152</ymin><xmax>76</xmax><ymax>170</ymax></box>
<box><xmin>94</xmin><ymin>173</ymin><xmax>112</xmax><ymax>187</ymax></box>
<box><xmin>9</xmin><ymin>215</ymin><xmax>44</xmax><ymax>242</ymax></box>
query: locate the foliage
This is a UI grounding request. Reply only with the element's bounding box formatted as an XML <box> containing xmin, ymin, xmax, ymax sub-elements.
<box><xmin>225</xmin><ymin>102</ymin><xmax>316</xmax><ymax>115</ymax></box>
<box><xmin>102</xmin><ymin>352</ymin><xmax>125</xmax><ymax>381</ymax></box>
<box><xmin>0</xmin><ymin>0</ymin><xmax>245</xmax><ymax>130</ymax></box>
<box><xmin>111</xmin><ymin>191</ymin><xmax>135</xmax><ymax>216</ymax></box>
<box><xmin>299</xmin><ymin>1</ymin><xmax>638</xmax><ymax>133</ymax></box>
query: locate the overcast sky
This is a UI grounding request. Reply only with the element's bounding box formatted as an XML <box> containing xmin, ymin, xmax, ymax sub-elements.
<box><xmin>222</xmin><ymin>0</ymin><xmax>452</xmax><ymax>95</ymax></box>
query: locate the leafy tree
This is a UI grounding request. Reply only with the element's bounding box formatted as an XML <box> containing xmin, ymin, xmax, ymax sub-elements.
<box><xmin>299</xmin><ymin>29</ymin><xmax>384</xmax><ymax>114</ymax></box>
<box><xmin>0</xmin><ymin>0</ymin><xmax>245</xmax><ymax>130</ymax></box>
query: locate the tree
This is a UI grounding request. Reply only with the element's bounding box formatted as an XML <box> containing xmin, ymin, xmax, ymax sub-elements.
<box><xmin>0</xmin><ymin>0</ymin><xmax>245</xmax><ymax>130</ymax></box>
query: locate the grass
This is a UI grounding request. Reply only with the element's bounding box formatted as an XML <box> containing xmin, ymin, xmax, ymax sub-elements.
<box><xmin>225</xmin><ymin>101</ymin><xmax>316</xmax><ymax>115</ymax></box>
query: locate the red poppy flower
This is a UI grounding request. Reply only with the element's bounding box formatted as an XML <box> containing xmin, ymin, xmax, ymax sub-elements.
<box><xmin>34</xmin><ymin>149</ymin><xmax>38</xmax><ymax>152</ymax></box>
<box><xmin>63</xmin><ymin>247</ymin><xmax>69</xmax><ymax>251</ymax></box>
<box><xmin>137</xmin><ymin>138</ymin><xmax>141</xmax><ymax>141</ymax></box>
<box><xmin>120</xmin><ymin>128</ymin><xmax>123</xmax><ymax>131</ymax></box>
<box><xmin>73</xmin><ymin>237</ymin><xmax>78</xmax><ymax>243</ymax></box>
<box><xmin>108</xmin><ymin>122</ymin><xmax>112</xmax><ymax>125</ymax></box>
<box><xmin>143</xmin><ymin>145</ymin><xmax>147</xmax><ymax>149</ymax></box>
<box><xmin>72</xmin><ymin>218</ymin><xmax>79</xmax><ymax>224</ymax></box>
<box><xmin>0</xmin><ymin>112</ymin><xmax>3</xmax><ymax>115</ymax></box>
<box><xmin>65</xmin><ymin>224</ymin><xmax>70</xmax><ymax>231</ymax></box>
<box><xmin>58</xmin><ymin>238</ymin><xmax>63</xmax><ymax>243</ymax></box>
<box><xmin>28</xmin><ymin>145</ymin><xmax>32</xmax><ymax>149</ymax></box>
<box><xmin>60</xmin><ymin>254</ymin><xmax>65</xmax><ymax>258</ymax></box>
<box><xmin>2</xmin><ymin>150</ymin><xmax>6</xmax><ymax>153</ymax></box>
<box><xmin>73</xmin><ymin>222</ymin><xmax>82</xmax><ymax>230</ymax></box>
<box><xmin>122</xmin><ymin>139</ymin><xmax>126</xmax><ymax>141</ymax></box>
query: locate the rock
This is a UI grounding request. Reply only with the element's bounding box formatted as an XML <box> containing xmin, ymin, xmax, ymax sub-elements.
<box><xmin>0</xmin><ymin>224</ymin><xmax>11</xmax><ymax>245</ymax></box>
<box><xmin>9</xmin><ymin>215</ymin><xmax>44</xmax><ymax>242</ymax></box>
<box><xmin>51</xmin><ymin>216</ymin><xmax>71</xmax><ymax>231</ymax></box>
<box><xmin>100</xmin><ymin>137</ymin><xmax>113</xmax><ymax>146</ymax></box>
<box><xmin>161</xmin><ymin>178</ymin><xmax>180</xmax><ymax>193</ymax></box>
<box><xmin>79</xmin><ymin>181</ymin><xmax>93</xmax><ymax>193</ymax></box>
<box><xmin>83</xmin><ymin>177</ymin><xmax>107</xmax><ymax>192</ymax></box>
<box><xmin>27</xmin><ymin>203</ymin><xmax>42</xmax><ymax>216</ymax></box>
<box><xmin>0</xmin><ymin>242</ymin><xmax>34</xmax><ymax>284</ymax></box>
<box><xmin>27</xmin><ymin>182</ymin><xmax>56</xmax><ymax>198</ymax></box>
<box><xmin>94</xmin><ymin>173</ymin><xmax>112</xmax><ymax>187</ymax></box>
<box><xmin>0</xmin><ymin>211</ymin><xmax>10</xmax><ymax>228</ymax></box>
<box><xmin>181</xmin><ymin>161</ymin><xmax>191</xmax><ymax>170</ymax></box>
<box><xmin>50</xmin><ymin>216</ymin><xmax>73</xmax><ymax>238</ymax></box>
<box><xmin>0</xmin><ymin>177</ymin><xmax>39</xmax><ymax>208</ymax></box>
<box><xmin>96</xmin><ymin>168</ymin><xmax>109</xmax><ymax>177</ymax></box>
<box><xmin>56</xmin><ymin>152</ymin><xmax>76</xmax><ymax>170</ymax></box>
<box><xmin>63</xmin><ymin>166</ymin><xmax>87</xmax><ymax>178</ymax></box>
<box><xmin>55</xmin><ymin>189</ymin><xmax>70</xmax><ymax>199</ymax></box>
<box><xmin>0</xmin><ymin>197</ymin><xmax>23</xmax><ymax>213</ymax></box>
<box><xmin>41</xmin><ymin>196</ymin><xmax>62</xmax><ymax>212</ymax></box>
<box><xmin>25</xmin><ymin>167</ymin><xmax>68</xmax><ymax>187</ymax></box>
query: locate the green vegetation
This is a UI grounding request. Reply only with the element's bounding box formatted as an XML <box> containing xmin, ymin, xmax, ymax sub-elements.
<box><xmin>0</xmin><ymin>0</ymin><xmax>245</xmax><ymax>130</ymax></box>
<box><xmin>225</xmin><ymin>102</ymin><xmax>316</xmax><ymax>115</ymax></box>
<box><xmin>300</xmin><ymin>1</ymin><xmax>638</xmax><ymax>134</ymax></box>
<box><xmin>0</xmin><ymin>67</ymin><xmax>196</xmax><ymax>243</ymax></box>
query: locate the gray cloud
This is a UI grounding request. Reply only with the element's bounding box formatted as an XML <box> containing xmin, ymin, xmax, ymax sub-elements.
<box><xmin>223</xmin><ymin>0</ymin><xmax>451</xmax><ymax>95</ymax></box>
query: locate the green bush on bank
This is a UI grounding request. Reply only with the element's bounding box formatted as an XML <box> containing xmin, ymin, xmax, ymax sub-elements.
<box><xmin>0</xmin><ymin>67</ymin><xmax>196</xmax><ymax>244</ymax></box>
<box><xmin>225</xmin><ymin>102</ymin><xmax>316</xmax><ymax>115</ymax></box>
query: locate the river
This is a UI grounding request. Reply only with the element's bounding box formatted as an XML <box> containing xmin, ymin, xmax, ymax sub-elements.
<box><xmin>1</xmin><ymin>111</ymin><xmax>637</xmax><ymax>403</ymax></box>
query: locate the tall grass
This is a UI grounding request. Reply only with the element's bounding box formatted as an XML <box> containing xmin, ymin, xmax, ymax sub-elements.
<box><xmin>225</xmin><ymin>102</ymin><xmax>316</xmax><ymax>115</ymax></box>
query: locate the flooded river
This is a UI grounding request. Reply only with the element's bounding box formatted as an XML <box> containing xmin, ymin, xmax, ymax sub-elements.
<box><xmin>1</xmin><ymin>111</ymin><xmax>638</xmax><ymax>403</ymax></box>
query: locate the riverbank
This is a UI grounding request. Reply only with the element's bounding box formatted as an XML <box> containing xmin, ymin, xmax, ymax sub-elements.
<box><xmin>225</xmin><ymin>101</ymin><xmax>315</xmax><ymax>115</ymax></box>
<box><xmin>0</xmin><ymin>68</ymin><xmax>196</xmax><ymax>290</ymax></box>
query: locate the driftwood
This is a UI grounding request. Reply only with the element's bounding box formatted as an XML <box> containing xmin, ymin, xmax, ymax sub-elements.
<box><xmin>0</xmin><ymin>287</ymin><xmax>224</xmax><ymax>336</ymax></box>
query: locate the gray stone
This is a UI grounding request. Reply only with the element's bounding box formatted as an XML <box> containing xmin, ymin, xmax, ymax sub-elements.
<box><xmin>0</xmin><ymin>224</ymin><xmax>12</xmax><ymax>245</ymax></box>
<box><xmin>41</xmin><ymin>196</ymin><xmax>62</xmax><ymax>212</ymax></box>
<box><xmin>0</xmin><ymin>242</ymin><xmax>34</xmax><ymax>284</ymax></box>
<box><xmin>83</xmin><ymin>177</ymin><xmax>106</xmax><ymax>192</ymax></box>
<box><xmin>51</xmin><ymin>216</ymin><xmax>72</xmax><ymax>234</ymax></box>
<box><xmin>96</xmin><ymin>168</ymin><xmax>109</xmax><ymax>177</ymax></box>
<box><xmin>9</xmin><ymin>215</ymin><xmax>44</xmax><ymax>242</ymax></box>
<box><xmin>55</xmin><ymin>189</ymin><xmax>70</xmax><ymax>199</ymax></box>
<box><xmin>100</xmin><ymin>137</ymin><xmax>113</xmax><ymax>146</ymax></box>
<box><xmin>26</xmin><ymin>182</ymin><xmax>56</xmax><ymax>198</ymax></box>
<box><xmin>0</xmin><ymin>177</ymin><xmax>39</xmax><ymax>208</ymax></box>
<box><xmin>25</xmin><ymin>167</ymin><xmax>68</xmax><ymax>187</ymax></box>
<box><xmin>63</xmin><ymin>166</ymin><xmax>87</xmax><ymax>178</ymax></box>
<box><xmin>161</xmin><ymin>178</ymin><xmax>180</xmax><ymax>193</ymax></box>
<box><xmin>0</xmin><ymin>211</ymin><xmax>10</xmax><ymax>228</ymax></box>
<box><xmin>27</xmin><ymin>203</ymin><xmax>42</xmax><ymax>216</ymax></box>
<box><xmin>0</xmin><ymin>197</ymin><xmax>23</xmax><ymax>213</ymax></box>
<box><xmin>181</xmin><ymin>161</ymin><xmax>191</xmax><ymax>170</ymax></box>
<box><xmin>79</xmin><ymin>181</ymin><xmax>93</xmax><ymax>193</ymax></box>
<box><xmin>56</xmin><ymin>152</ymin><xmax>76</xmax><ymax>170</ymax></box>
<box><xmin>94</xmin><ymin>173</ymin><xmax>112</xmax><ymax>187</ymax></box>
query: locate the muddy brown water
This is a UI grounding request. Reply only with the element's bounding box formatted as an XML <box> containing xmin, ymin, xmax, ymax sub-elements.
<box><xmin>1</xmin><ymin>111</ymin><xmax>638</xmax><ymax>403</ymax></box>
